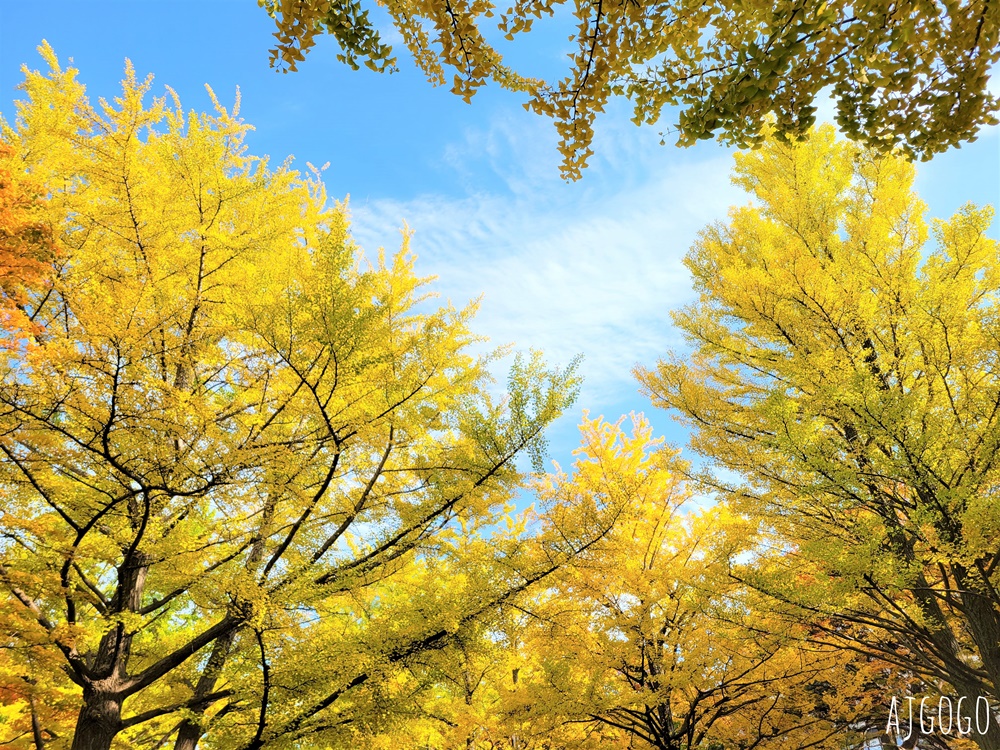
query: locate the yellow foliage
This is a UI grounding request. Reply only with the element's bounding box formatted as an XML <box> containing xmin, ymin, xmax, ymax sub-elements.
<box><xmin>0</xmin><ymin>47</ymin><xmax>585</xmax><ymax>750</ymax></box>
<box><xmin>638</xmin><ymin>125</ymin><xmax>1000</xmax><ymax>746</ymax></box>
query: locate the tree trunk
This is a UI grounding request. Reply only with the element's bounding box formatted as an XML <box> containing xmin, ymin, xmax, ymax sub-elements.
<box><xmin>69</xmin><ymin>548</ymin><xmax>151</xmax><ymax>750</ymax></box>
<box><xmin>953</xmin><ymin>564</ymin><xmax>1000</xmax><ymax>698</ymax></box>
<box><xmin>964</xmin><ymin>709</ymin><xmax>1000</xmax><ymax>750</ymax></box>
<box><xmin>973</xmin><ymin>726</ymin><xmax>1000</xmax><ymax>750</ymax></box>
<box><xmin>918</xmin><ymin>686</ymin><xmax>1000</xmax><ymax>750</ymax></box>
<box><xmin>28</xmin><ymin>691</ymin><xmax>45</xmax><ymax>750</ymax></box>
<box><xmin>70</xmin><ymin>689</ymin><xmax>122</xmax><ymax>750</ymax></box>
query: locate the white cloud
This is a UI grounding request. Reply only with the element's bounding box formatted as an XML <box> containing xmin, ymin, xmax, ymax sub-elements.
<box><xmin>348</xmin><ymin>112</ymin><xmax>742</xmax><ymax>415</ymax></box>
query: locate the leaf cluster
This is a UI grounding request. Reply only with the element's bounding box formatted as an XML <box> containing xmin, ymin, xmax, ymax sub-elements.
<box><xmin>260</xmin><ymin>0</ymin><xmax>1000</xmax><ymax>179</ymax></box>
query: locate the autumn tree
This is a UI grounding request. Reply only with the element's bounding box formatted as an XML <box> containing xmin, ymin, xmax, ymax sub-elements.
<box><xmin>493</xmin><ymin>415</ymin><xmax>871</xmax><ymax>750</ymax></box>
<box><xmin>258</xmin><ymin>0</ymin><xmax>1000</xmax><ymax>178</ymax></box>
<box><xmin>395</xmin><ymin>416</ymin><xmax>886</xmax><ymax>750</ymax></box>
<box><xmin>637</xmin><ymin>125</ymin><xmax>1000</xmax><ymax>749</ymax></box>
<box><xmin>0</xmin><ymin>45</ymin><xmax>614</xmax><ymax>750</ymax></box>
<box><xmin>363</xmin><ymin>563</ymin><xmax>610</xmax><ymax>750</ymax></box>
<box><xmin>0</xmin><ymin>128</ymin><xmax>66</xmax><ymax>750</ymax></box>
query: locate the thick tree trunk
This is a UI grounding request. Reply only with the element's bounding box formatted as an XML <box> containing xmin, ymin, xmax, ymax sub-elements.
<box><xmin>973</xmin><ymin>722</ymin><xmax>1000</xmax><ymax>750</ymax></box>
<box><xmin>934</xmin><ymin>565</ymin><xmax>1000</xmax><ymax>750</ymax></box>
<box><xmin>69</xmin><ymin>547</ymin><xmax>151</xmax><ymax>750</ymax></box>
<box><xmin>953</xmin><ymin>564</ymin><xmax>1000</xmax><ymax>696</ymax></box>
<box><xmin>70</xmin><ymin>689</ymin><xmax>122</xmax><ymax>750</ymax></box>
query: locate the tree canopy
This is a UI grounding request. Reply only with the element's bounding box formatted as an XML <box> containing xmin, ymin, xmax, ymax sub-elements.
<box><xmin>380</xmin><ymin>416</ymin><xmax>905</xmax><ymax>750</ymax></box>
<box><xmin>637</xmin><ymin>125</ymin><xmax>1000</xmax><ymax>750</ymax></box>
<box><xmin>497</xmin><ymin>415</ymin><xmax>864</xmax><ymax>750</ymax></box>
<box><xmin>0</xmin><ymin>45</ymin><xmax>613</xmax><ymax>750</ymax></box>
<box><xmin>259</xmin><ymin>0</ymin><xmax>1000</xmax><ymax>178</ymax></box>
<box><xmin>5</xmin><ymin>36</ymin><xmax>1000</xmax><ymax>750</ymax></box>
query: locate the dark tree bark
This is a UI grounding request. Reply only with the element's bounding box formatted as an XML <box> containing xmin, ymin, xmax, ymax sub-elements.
<box><xmin>69</xmin><ymin>689</ymin><xmax>122</xmax><ymax>750</ymax></box>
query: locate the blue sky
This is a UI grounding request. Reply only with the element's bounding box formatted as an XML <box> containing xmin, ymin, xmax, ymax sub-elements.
<box><xmin>2</xmin><ymin>1</ymin><xmax>999</xmax><ymax>474</ymax></box>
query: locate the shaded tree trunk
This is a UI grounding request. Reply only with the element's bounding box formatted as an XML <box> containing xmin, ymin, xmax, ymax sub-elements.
<box><xmin>28</xmin><ymin>690</ymin><xmax>46</xmax><ymax>750</ymax></box>
<box><xmin>70</xmin><ymin>688</ymin><xmax>122</xmax><ymax>750</ymax></box>
<box><xmin>172</xmin><ymin>497</ymin><xmax>275</xmax><ymax>750</ymax></box>
<box><xmin>68</xmin><ymin>549</ymin><xmax>150</xmax><ymax>750</ymax></box>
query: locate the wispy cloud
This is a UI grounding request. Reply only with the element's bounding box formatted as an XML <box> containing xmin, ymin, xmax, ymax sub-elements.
<box><xmin>345</xmin><ymin>98</ymin><xmax>998</xmax><ymax>474</ymax></box>
<box><xmin>348</xmin><ymin>112</ymin><xmax>742</xmax><ymax>416</ymax></box>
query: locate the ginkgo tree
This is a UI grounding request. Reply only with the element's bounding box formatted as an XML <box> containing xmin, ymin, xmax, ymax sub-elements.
<box><xmin>392</xmin><ymin>416</ymin><xmax>893</xmax><ymax>750</ymax></box>
<box><xmin>499</xmin><ymin>415</ymin><xmax>873</xmax><ymax>750</ymax></box>
<box><xmin>638</xmin><ymin>125</ymin><xmax>1000</xmax><ymax>750</ymax></box>
<box><xmin>0</xmin><ymin>46</ymin><xmax>617</xmax><ymax>750</ymax></box>
<box><xmin>0</xmin><ymin>124</ymin><xmax>67</xmax><ymax>750</ymax></box>
<box><xmin>258</xmin><ymin>0</ymin><xmax>999</xmax><ymax>178</ymax></box>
